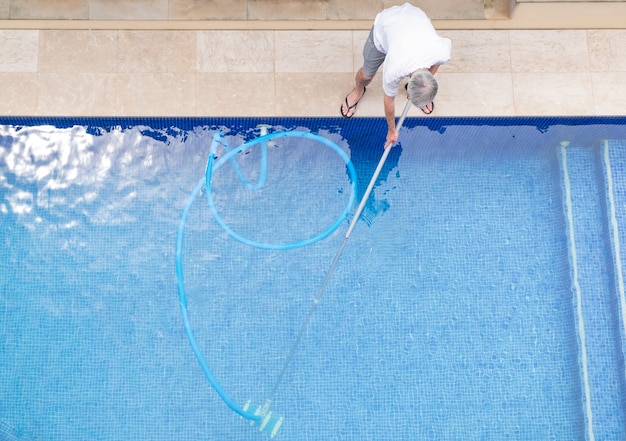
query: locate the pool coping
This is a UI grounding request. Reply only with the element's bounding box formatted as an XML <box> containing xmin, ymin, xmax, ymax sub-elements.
<box><xmin>1</xmin><ymin>2</ymin><xmax>625</xmax><ymax>30</ymax></box>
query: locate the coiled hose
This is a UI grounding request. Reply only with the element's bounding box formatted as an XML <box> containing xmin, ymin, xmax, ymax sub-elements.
<box><xmin>175</xmin><ymin>129</ymin><xmax>357</xmax><ymax>423</ymax></box>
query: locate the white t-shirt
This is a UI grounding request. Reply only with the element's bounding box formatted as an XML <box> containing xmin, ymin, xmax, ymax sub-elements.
<box><xmin>372</xmin><ymin>3</ymin><xmax>452</xmax><ymax>97</ymax></box>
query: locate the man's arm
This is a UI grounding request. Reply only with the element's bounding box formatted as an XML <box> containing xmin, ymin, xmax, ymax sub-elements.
<box><xmin>383</xmin><ymin>64</ymin><xmax>440</xmax><ymax>148</ymax></box>
<box><xmin>384</xmin><ymin>94</ymin><xmax>397</xmax><ymax>148</ymax></box>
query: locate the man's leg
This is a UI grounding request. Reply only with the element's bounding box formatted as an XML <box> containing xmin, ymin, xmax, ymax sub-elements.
<box><xmin>341</xmin><ymin>69</ymin><xmax>372</xmax><ymax>117</ymax></box>
<box><xmin>340</xmin><ymin>26</ymin><xmax>384</xmax><ymax>118</ymax></box>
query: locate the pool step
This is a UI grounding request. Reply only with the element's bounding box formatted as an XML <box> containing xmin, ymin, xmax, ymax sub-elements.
<box><xmin>600</xmin><ymin>140</ymin><xmax>626</xmax><ymax>370</ymax></box>
<box><xmin>558</xmin><ymin>140</ymin><xmax>626</xmax><ymax>441</ymax></box>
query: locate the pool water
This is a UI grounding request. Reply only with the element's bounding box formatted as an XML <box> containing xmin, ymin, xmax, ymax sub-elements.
<box><xmin>1</xmin><ymin>116</ymin><xmax>626</xmax><ymax>440</ymax></box>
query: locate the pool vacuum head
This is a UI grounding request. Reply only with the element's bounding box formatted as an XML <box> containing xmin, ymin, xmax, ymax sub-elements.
<box><xmin>243</xmin><ymin>399</ymin><xmax>283</xmax><ymax>438</ymax></box>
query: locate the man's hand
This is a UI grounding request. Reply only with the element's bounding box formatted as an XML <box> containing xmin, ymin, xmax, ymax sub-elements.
<box><xmin>383</xmin><ymin>94</ymin><xmax>397</xmax><ymax>148</ymax></box>
<box><xmin>386</xmin><ymin>128</ymin><xmax>398</xmax><ymax>148</ymax></box>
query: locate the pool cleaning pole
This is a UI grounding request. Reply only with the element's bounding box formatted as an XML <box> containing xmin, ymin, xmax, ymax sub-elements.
<box><xmin>269</xmin><ymin>99</ymin><xmax>414</xmax><ymax>400</ymax></box>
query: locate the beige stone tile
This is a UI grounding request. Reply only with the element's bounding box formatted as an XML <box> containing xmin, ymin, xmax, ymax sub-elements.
<box><xmin>117</xmin><ymin>31</ymin><xmax>195</xmax><ymax>73</ymax></box>
<box><xmin>276</xmin><ymin>73</ymin><xmax>357</xmax><ymax>116</ymax></box>
<box><xmin>39</xmin><ymin>30</ymin><xmax>117</xmax><ymax>73</ymax></box>
<box><xmin>196</xmin><ymin>73</ymin><xmax>275</xmax><ymax>116</ymax></box>
<box><xmin>434</xmin><ymin>72</ymin><xmax>515</xmax><ymax>116</ymax></box>
<box><xmin>248</xmin><ymin>0</ymin><xmax>326</xmax><ymax>20</ymax></box>
<box><xmin>0</xmin><ymin>73</ymin><xmax>38</xmax><ymax>115</ymax></box>
<box><xmin>37</xmin><ymin>73</ymin><xmax>116</xmax><ymax>116</ymax></box>
<box><xmin>512</xmin><ymin>73</ymin><xmax>593</xmax><ymax>115</ymax></box>
<box><xmin>385</xmin><ymin>0</ymin><xmax>485</xmax><ymax>19</ymax></box>
<box><xmin>275</xmin><ymin>31</ymin><xmax>353</xmax><ymax>73</ymax></box>
<box><xmin>196</xmin><ymin>31</ymin><xmax>274</xmax><ymax>73</ymax></box>
<box><xmin>440</xmin><ymin>30</ymin><xmax>510</xmax><ymax>73</ymax></box>
<box><xmin>116</xmin><ymin>73</ymin><xmax>195</xmax><ymax>116</ymax></box>
<box><xmin>0</xmin><ymin>30</ymin><xmax>38</xmax><ymax>73</ymax></box>
<box><xmin>89</xmin><ymin>0</ymin><xmax>167</xmax><ymax>19</ymax></box>
<box><xmin>591</xmin><ymin>72</ymin><xmax>626</xmax><ymax>115</ymax></box>
<box><xmin>10</xmin><ymin>0</ymin><xmax>87</xmax><ymax>19</ymax></box>
<box><xmin>588</xmin><ymin>30</ymin><xmax>626</xmax><ymax>72</ymax></box>
<box><xmin>352</xmin><ymin>30</ymin><xmax>370</xmax><ymax>73</ymax></box>
<box><xmin>327</xmin><ymin>0</ymin><xmax>382</xmax><ymax>20</ymax></box>
<box><xmin>509</xmin><ymin>30</ymin><xmax>589</xmax><ymax>73</ymax></box>
<box><xmin>0</xmin><ymin>0</ymin><xmax>9</xmax><ymax>18</ymax></box>
<box><xmin>168</xmin><ymin>0</ymin><xmax>246</xmax><ymax>19</ymax></box>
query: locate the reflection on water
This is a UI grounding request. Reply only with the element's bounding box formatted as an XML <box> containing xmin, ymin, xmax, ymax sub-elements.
<box><xmin>0</xmin><ymin>124</ymin><xmax>206</xmax><ymax>232</ymax></box>
<box><xmin>0</xmin><ymin>122</ymin><xmax>399</xmax><ymax>235</ymax></box>
<box><xmin>2</xmin><ymin>125</ymin><xmax>103</xmax><ymax>220</ymax></box>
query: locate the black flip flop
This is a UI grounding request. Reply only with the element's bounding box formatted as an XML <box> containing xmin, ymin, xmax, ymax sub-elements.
<box><xmin>340</xmin><ymin>87</ymin><xmax>367</xmax><ymax>118</ymax></box>
<box><xmin>421</xmin><ymin>101</ymin><xmax>434</xmax><ymax>115</ymax></box>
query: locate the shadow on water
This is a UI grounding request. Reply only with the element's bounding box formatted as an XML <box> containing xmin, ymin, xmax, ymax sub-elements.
<box><xmin>339</xmin><ymin>118</ymin><xmax>402</xmax><ymax>226</ymax></box>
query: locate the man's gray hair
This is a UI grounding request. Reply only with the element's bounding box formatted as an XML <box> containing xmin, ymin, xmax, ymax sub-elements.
<box><xmin>407</xmin><ymin>70</ymin><xmax>438</xmax><ymax>109</ymax></box>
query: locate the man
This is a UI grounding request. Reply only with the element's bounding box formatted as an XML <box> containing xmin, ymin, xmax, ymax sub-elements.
<box><xmin>340</xmin><ymin>3</ymin><xmax>451</xmax><ymax>147</ymax></box>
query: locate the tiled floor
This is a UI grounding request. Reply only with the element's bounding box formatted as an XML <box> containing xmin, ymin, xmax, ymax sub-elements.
<box><xmin>0</xmin><ymin>3</ymin><xmax>625</xmax><ymax>117</ymax></box>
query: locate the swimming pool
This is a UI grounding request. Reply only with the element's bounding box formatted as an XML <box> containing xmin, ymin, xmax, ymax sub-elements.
<box><xmin>1</xmin><ymin>116</ymin><xmax>625</xmax><ymax>440</ymax></box>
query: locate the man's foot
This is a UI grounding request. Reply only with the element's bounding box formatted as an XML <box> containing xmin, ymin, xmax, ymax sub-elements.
<box><xmin>421</xmin><ymin>101</ymin><xmax>434</xmax><ymax>115</ymax></box>
<box><xmin>340</xmin><ymin>87</ymin><xmax>367</xmax><ymax>118</ymax></box>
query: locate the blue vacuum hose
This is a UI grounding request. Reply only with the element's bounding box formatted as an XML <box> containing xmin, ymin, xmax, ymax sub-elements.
<box><xmin>175</xmin><ymin>129</ymin><xmax>358</xmax><ymax>436</ymax></box>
